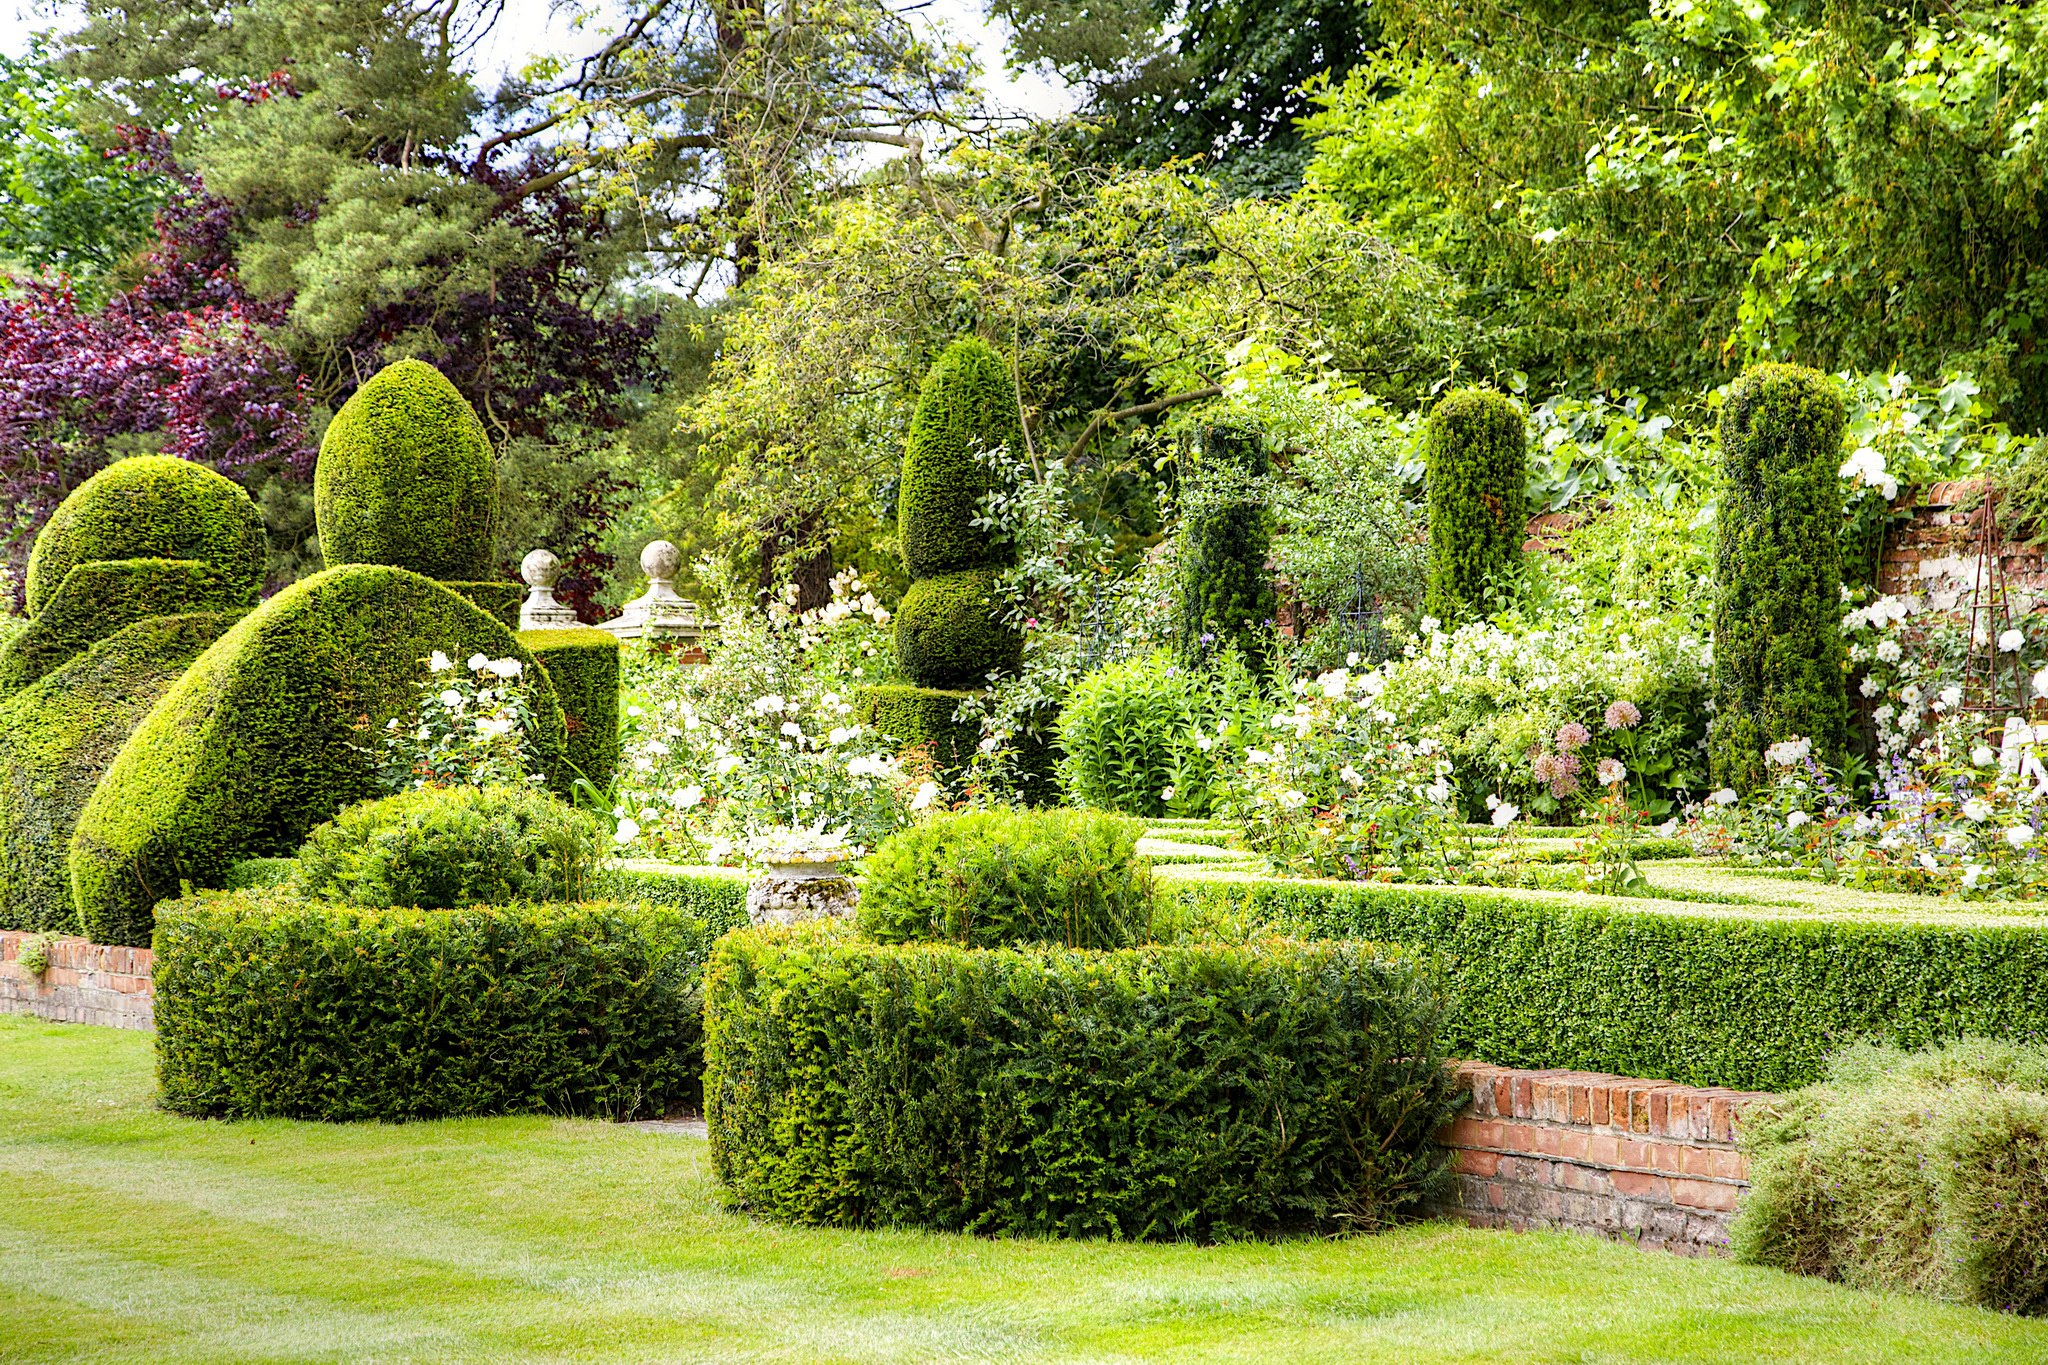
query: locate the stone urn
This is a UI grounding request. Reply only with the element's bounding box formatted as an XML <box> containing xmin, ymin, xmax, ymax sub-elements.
<box><xmin>745</xmin><ymin>843</ymin><xmax>861</xmax><ymax>927</ymax></box>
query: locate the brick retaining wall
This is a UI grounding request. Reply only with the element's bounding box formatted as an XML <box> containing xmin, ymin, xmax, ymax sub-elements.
<box><xmin>0</xmin><ymin>930</ymin><xmax>154</xmax><ymax>1030</ymax></box>
<box><xmin>1433</xmin><ymin>1062</ymin><xmax>1774</xmax><ymax>1255</ymax></box>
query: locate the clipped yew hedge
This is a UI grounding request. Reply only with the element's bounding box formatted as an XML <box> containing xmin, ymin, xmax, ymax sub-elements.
<box><xmin>704</xmin><ymin>923</ymin><xmax>1464</xmax><ymax>1241</ymax></box>
<box><xmin>1163</xmin><ymin>871</ymin><xmax>2048</xmax><ymax>1092</ymax></box>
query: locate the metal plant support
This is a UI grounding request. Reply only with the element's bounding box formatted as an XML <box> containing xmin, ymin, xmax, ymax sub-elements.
<box><xmin>1962</xmin><ymin>483</ymin><xmax>2025</xmax><ymax>717</ymax></box>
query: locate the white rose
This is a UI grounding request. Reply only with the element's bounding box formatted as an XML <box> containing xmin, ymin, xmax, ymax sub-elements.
<box><xmin>1875</xmin><ymin>639</ymin><xmax>1901</xmax><ymax>664</ymax></box>
<box><xmin>1964</xmin><ymin>798</ymin><xmax>1994</xmax><ymax>822</ymax></box>
<box><xmin>428</xmin><ymin>650</ymin><xmax>454</xmax><ymax>672</ymax></box>
<box><xmin>613</xmin><ymin>817</ymin><xmax>641</xmax><ymax>845</ymax></box>
<box><xmin>1709</xmin><ymin>788</ymin><xmax>1739</xmax><ymax>807</ymax></box>
<box><xmin>1492</xmin><ymin>802</ymin><xmax>1520</xmax><ymax>828</ymax></box>
<box><xmin>467</xmin><ymin>653</ymin><xmax>489</xmax><ymax>671</ymax></box>
<box><xmin>438</xmin><ymin>688</ymin><xmax>464</xmax><ymax>708</ymax></box>
<box><xmin>1973</xmin><ymin>746</ymin><xmax>1998</xmax><ymax>768</ymax></box>
<box><xmin>1786</xmin><ymin>810</ymin><xmax>1811</xmax><ymax>828</ymax></box>
<box><xmin>2001</xmin><ymin>629</ymin><xmax>2026</xmax><ymax>653</ymax></box>
<box><xmin>715</xmin><ymin>754</ymin><xmax>744</xmax><ymax>776</ymax></box>
<box><xmin>2005</xmin><ymin>825</ymin><xmax>2036</xmax><ymax>849</ymax></box>
<box><xmin>672</xmin><ymin>785</ymin><xmax>705</xmax><ymax>808</ymax></box>
<box><xmin>910</xmin><ymin>781</ymin><xmax>940</xmax><ymax>811</ymax></box>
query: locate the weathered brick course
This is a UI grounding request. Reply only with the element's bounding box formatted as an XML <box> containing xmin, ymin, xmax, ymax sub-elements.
<box><xmin>1</xmin><ymin>931</ymin><xmax>154</xmax><ymax>1030</ymax></box>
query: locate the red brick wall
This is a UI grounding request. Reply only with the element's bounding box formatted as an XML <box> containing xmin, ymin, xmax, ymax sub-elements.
<box><xmin>1433</xmin><ymin>1062</ymin><xmax>1774</xmax><ymax>1255</ymax></box>
<box><xmin>0</xmin><ymin>931</ymin><xmax>154</xmax><ymax>1030</ymax></box>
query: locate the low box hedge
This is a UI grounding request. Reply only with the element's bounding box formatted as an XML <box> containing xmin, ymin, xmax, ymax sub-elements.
<box><xmin>1162</xmin><ymin>870</ymin><xmax>2048</xmax><ymax>1092</ymax></box>
<box><xmin>704</xmin><ymin>923</ymin><xmax>1464</xmax><ymax>1241</ymax></box>
<box><xmin>154</xmin><ymin>892</ymin><xmax>726</xmax><ymax>1120</ymax></box>
<box><xmin>603</xmin><ymin>860</ymin><xmax>748</xmax><ymax>928</ymax></box>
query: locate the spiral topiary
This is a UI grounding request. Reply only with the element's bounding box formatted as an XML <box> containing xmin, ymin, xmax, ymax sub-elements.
<box><xmin>1710</xmin><ymin>363</ymin><xmax>1848</xmax><ymax>795</ymax></box>
<box><xmin>314</xmin><ymin>359</ymin><xmax>498</xmax><ymax>581</ymax></box>
<box><xmin>1423</xmin><ymin>388</ymin><xmax>1526</xmax><ymax>622</ymax></box>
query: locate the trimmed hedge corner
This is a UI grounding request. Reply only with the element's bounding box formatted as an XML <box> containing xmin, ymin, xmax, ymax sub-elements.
<box><xmin>70</xmin><ymin>565</ymin><xmax>570</xmax><ymax>947</ymax></box>
<box><xmin>1163</xmin><ymin>871</ymin><xmax>2048</xmax><ymax>1092</ymax></box>
<box><xmin>0</xmin><ymin>559</ymin><xmax>242</xmax><ymax>699</ymax></box>
<box><xmin>24</xmin><ymin>455</ymin><xmax>265</xmax><ymax>619</ymax></box>
<box><xmin>521</xmin><ymin>626</ymin><xmax>621</xmax><ymax>788</ymax></box>
<box><xmin>603</xmin><ymin>860</ymin><xmax>749</xmax><ymax>928</ymax></box>
<box><xmin>154</xmin><ymin>892</ymin><xmax>723</xmax><ymax>1120</ymax></box>
<box><xmin>315</xmin><ymin>359</ymin><xmax>497</xmax><ymax>581</ymax></box>
<box><xmin>892</xmin><ymin>568</ymin><xmax>1022</xmax><ymax>690</ymax></box>
<box><xmin>0</xmin><ymin>613</ymin><xmax>235</xmax><ymax>933</ymax></box>
<box><xmin>705</xmin><ymin>924</ymin><xmax>1463</xmax><ymax>1240</ymax></box>
<box><xmin>854</xmin><ymin>684</ymin><xmax>979</xmax><ymax>772</ymax></box>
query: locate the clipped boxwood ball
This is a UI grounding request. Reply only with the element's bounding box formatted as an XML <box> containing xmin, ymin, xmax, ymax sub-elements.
<box><xmin>898</xmin><ymin>337</ymin><xmax>1023</xmax><ymax>579</ymax></box>
<box><xmin>24</xmin><ymin>456</ymin><xmax>265</xmax><ymax>618</ymax></box>
<box><xmin>315</xmin><ymin>359</ymin><xmax>497</xmax><ymax>580</ymax></box>
<box><xmin>894</xmin><ymin>568</ymin><xmax>1022</xmax><ymax>690</ymax></box>
<box><xmin>70</xmin><ymin>565</ymin><xmax>571</xmax><ymax>946</ymax></box>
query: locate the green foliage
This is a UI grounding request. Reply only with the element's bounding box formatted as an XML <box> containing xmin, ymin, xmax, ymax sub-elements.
<box><xmin>220</xmin><ymin>856</ymin><xmax>295</xmax><ymax>891</ymax></box>
<box><xmin>600</xmin><ymin>861</ymin><xmax>749</xmax><ymax>928</ymax></box>
<box><xmin>445</xmin><ymin>582</ymin><xmax>521</xmax><ymax>629</ymax></box>
<box><xmin>14</xmin><ymin>933</ymin><xmax>50</xmax><ymax>976</ymax></box>
<box><xmin>897</xmin><ymin>336</ymin><xmax>1023</xmax><ymax>580</ymax></box>
<box><xmin>1712</xmin><ymin>365</ymin><xmax>1848</xmax><ymax>794</ymax></box>
<box><xmin>853</xmin><ymin>684</ymin><xmax>980</xmax><ymax>774</ymax></box>
<box><xmin>0</xmin><ymin>559</ymin><xmax>239</xmax><ymax>700</ymax></box>
<box><xmin>290</xmin><ymin>785</ymin><xmax>603</xmax><ymax>909</ymax></box>
<box><xmin>1176</xmin><ymin>417</ymin><xmax>1277</xmax><ymax>666</ymax></box>
<box><xmin>153</xmin><ymin>892</ymin><xmax>721</xmax><ymax>1120</ymax></box>
<box><xmin>70</xmin><ymin>566</ymin><xmax>569</xmax><ymax>946</ymax></box>
<box><xmin>893</xmin><ymin>569</ymin><xmax>1023</xmax><ymax>690</ymax></box>
<box><xmin>858</xmin><ymin>808</ymin><xmax>1155</xmax><ymax>949</ymax></box>
<box><xmin>1056</xmin><ymin>650</ymin><xmax>1258</xmax><ymax>817</ymax></box>
<box><xmin>1735</xmin><ymin>1039</ymin><xmax>2048</xmax><ymax>1315</ymax></box>
<box><xmin>521</xmin><ymin>628</ymin><xmax>621</xmax><ymax>790</ymax></box>
<box><xmin>1423</xmin><ymin>388</ymin><xmax>1525</xmax><ymax>622</ymax></box>
<box><xmin>704</xmin><ymin>923</ymin><xmax>1463</xmax><ymax>1238</ymax></box>
<box><xmin>314</xmin><ymin>359</ymin><xmax>497</xmax><ymax>581</ymax></box>
<box><xmin>0</xmin><ymin>613</ymin><xmax>232</xmax><ymax>934</ymax></box>
<box><xmin>1163</xmin><ymin>871</ymin><xmax>2048</xmax><ymax>1092</ymax></box>
<box><xmin>23</xmin><ymin>455</ymin><xmax>266</xmax><ymax>618</ymax></box>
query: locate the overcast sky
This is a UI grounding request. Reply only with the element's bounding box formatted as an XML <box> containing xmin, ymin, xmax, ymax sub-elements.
<box><xmin>0</xmin><ymin>0</ymin><xmax>1078</xmax><ymax>118</ymax></box>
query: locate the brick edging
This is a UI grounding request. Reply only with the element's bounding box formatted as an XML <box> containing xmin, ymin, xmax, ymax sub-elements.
<box><xmin>0</xmin><ymin>930</ymin><xmax>155</xmax><ymax>1030</ymax></box>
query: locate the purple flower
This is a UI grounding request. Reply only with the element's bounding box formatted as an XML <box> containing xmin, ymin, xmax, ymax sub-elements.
<box><xmin>1556</xmin><ymin>722</ymin><xmax>1592</xmax><ymax>752</ymax></box>
<box><xmin>1603</xmin><ymin>700</ymin><xmax>1641</xmax><ymax>731</ymax></box>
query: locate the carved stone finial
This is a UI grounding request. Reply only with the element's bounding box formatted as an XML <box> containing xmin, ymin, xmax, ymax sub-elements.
<box><xmin>517</xmin><ymin>548</ymin><xmax>579</xmax><ymax>631</ymax></box>
<box><xmin>599</xmin><ymin>538</ymin><xmax>706</xmax><ymax>646</ymax></box>
<box><xmin>641</xmin><ymin>539</ymin><xmax>683</xmax><ymax>582</ymax></box>
<box><xmin>521</xmin><ymin>548</ymin><xmax>561</xmax><ymax>588</ymax></box>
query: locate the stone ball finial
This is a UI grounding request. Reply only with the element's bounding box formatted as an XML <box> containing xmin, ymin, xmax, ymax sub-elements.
<box><xmin>641</xmin><ymin>540</ymin><xmax>682</xmax><ymax>581</ymax></box>
<box><xmin>521</xmin><ymin>548</ymin><xmax>561</xmax><ymax>588</ymax></box>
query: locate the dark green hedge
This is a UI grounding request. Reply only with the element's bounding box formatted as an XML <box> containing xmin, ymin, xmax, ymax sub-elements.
<box><xmin>893</xmin><ymin>568</ymin><xmax>1022</xmax><ymax>690</ymax></box>
<box><xmin>154</xmin><ymin>893</ymin><xmax>723</xmax><ymax>1120</ymax></box>
<box><xmin>314</xmin><ymin>359</ymin><xmax>497</xmax><ymax>581</ymax></box>
<box><xmin>602</xmin><ymin>860</ymin><xmax>749</xmax><ymax>928</ymax></box>
<box><xmin>0</xmin><ymin>613</ymin><xmax>235</xmax><ymax>933</ymax></box>
<box><xmin>521</xmin><ymin>627</ymin><xmax>621</xmax><ymax>788</ymax></box>
<box><xmin>1163</xmin><ymin>872</ymin><xmax>2048</xmax><ymax>1092</ymax></box>
<box><xmin>705</xmin><ymin>924</ymin><xmax>1463</xmax><ymax>1239</ymax></box>
<box><xmin>859</xmin><ymin>808</ymin><xmax>1154</xmax><ymax>948</ymax></box>
<box><xmin>1712</xmin><ymin>363</ymin><xmax>1849</xmax><ymax>792</ymax></box>
<box><xmin>1177</xmin><ymin>417</ymin><xmax>1276</xmax><ymax>668</ymax></box>
<box><xmin>897</xmin><ymin>337</ymin><xmax>1021</xmax><ymax>580</ymax></box>
<box><xmin>1423</xmin><ymin>388</ymin><xmax>1526</xmax><ymax>623</ymax></box>
<box><xmin>24</xmin><ymin>455</ymin><xmax>266</xmax><ymax>618</ymax></box>
<box><xmin>447</xmin><ymin>581</ymin><xmax>521</xmax><ymax>629</ymax></box>
<box><xmin>854</xmin><ymin>684</ymin><xmax>979</xmax><ymax>774</ymax></box>
<box><xmin>0</xmin><ymin>559</ymin><xmax>241</xmax><ymax>700</ymax></box>
<box><xmin>70</xmin><ymin>566</ymin><xmax>571</xmax><ymax>947</ymax></box>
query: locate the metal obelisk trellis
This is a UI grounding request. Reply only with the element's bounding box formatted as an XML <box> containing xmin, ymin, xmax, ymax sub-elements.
<box><xmin>1962</xmin><ymin>481</ymin><xmax>2025</xmax><ymax>718</ymax></box>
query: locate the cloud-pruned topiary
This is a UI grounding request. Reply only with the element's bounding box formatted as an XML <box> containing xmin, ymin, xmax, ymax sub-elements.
<box><xmin>898</xmin><ymin>337</ymin><xmax>1023</xmax><ymax>580</ymax></box>
<box><xmin>893</xmin><ymin>569</ymin><xmax>1023</xmax><ymax>690</ymax></box>
<box><xmin>23</xmin><ymin>455</ymin><xmax>265</xmax><ymax>618</ymax></box>
<box><xmin>1423</xmin><ymin>388</ymin><xmax>1527</xmax><ymax>622</ymax></box>
<box><xmin>1176</xmin><ymin>416</ymin><xmax>1276</xmax><ymax>667</ymax></box>
<box><xmin>315</xmin><ymin>359</ymin><xmax>498</xmax><ymax>581</ymax></box>
<box><xmin>1711</xmin><ymin>363</ymin><xmax>1848</xmax><ymax>794</ymax></box>
<box><xmin>70</xmin><ymin>565</ymin><xmax>571</xmax><ymax>946</ymax></box>
<box><xmin>0</xmin><ymin>560</ymin><xmax>243</xmax><ymax>701</ymax></box>
<box><xmin>0</xmin><ymin>613</ymin><xmax>238</xmax><ymax>934</ymax></box>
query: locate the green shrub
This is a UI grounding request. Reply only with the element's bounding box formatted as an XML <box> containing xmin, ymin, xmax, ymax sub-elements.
<box><xmin>446</xmin><ymin>581</ymin><xmax>521</xmax><ymax>629</ymax></box>
<box><xmin>1163</xmin><ymin>871</ymin><xmax>2048</xmax><ymax>1092</ymax></box>
<box><xmin>314</xmin><ymin>359</ymin><xmax>498</xmax><ymax>581</ymax></box>
<box><xmin>705</xmin><ymin>924</ymin><xmax>1462</xmax><ymax>1239</ymax></box>
<box><xmin>221</xmin><ymin>856</ymin><xmax>296</xmax><ymax>891</ymax></box>
<box><xmin>23</xmin><ymin>455</ymin><xmax>265</xmax><ymax>618</ymax></box>
<box><xmin>859</xmin><ymin>808</ymin><xmax>1154</xmax><ymax>948</ymax></box>
<box><xmin>1176</xmin><ymin>417</ymin><xmax>1277</xmax><ymax>667</ymax></box>
<box><xmin>853</xmin><ymin>684</ymin><xmax>979</xmax><ymax>773</ymax></box>
<box><xmin>70</xmin><ymin>566</ymin><xmax>571</xmax><ymax>947</ymax></box>
<box><xmin>153</xmin><ymin>892</ymin><xmax>720</xmax><ymax>1120</ymax></box>
<box><xmin>893</xmin><ymin>568</ymin><xmax>1023</xmax><ymax>690</ymax></box>
<box><xmin>291</xmin><ymin>785</ymin><xmax>603</xmax><ymax>909</ymax></box>
<box><xmin>602</xmin><ymin>860</ymin><xmax>749</xmax><ymax>928</ymax></box>
<box><xmin>1423</xmin><ymin>388</ymin><xmax>1527</xmax><ymax>622</ymax></box>
<box><xmin>1712</xmin><ymin>364</ymin><xmax>1849</xmax><ymax>793</ymax></box>
<box><xmin>520</xmin><ymin>627</ymin><xmax>621</xmax><ymax>788</ymax></box>
<box><xmin>0</xmin><ymin>559</ymin><xmax>241</xmax><ymax>700</ymax></box>
<box><xmin>1734</xmin><ymin>1039</ymin><xmax>2048</xmax><ymax>1314</ymax></box>
<box><xmin>0</xmin><ymin>613</ymin><xmax>235</xmax><ymax>934</ymax></box>
<box><xmin>897</xmin><ymin>337</ymin><xmax>1022</xmax><ymax>579</ymax></box>
<box><xmin>1057</xmin><ymin>650</ymin><xmax>1254</xmax><ymax>817</ymax></box>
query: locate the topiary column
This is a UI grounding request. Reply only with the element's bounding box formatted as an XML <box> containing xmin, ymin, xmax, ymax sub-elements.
<box><xmin>1423</xmin><ymin>388</ymin><xmax>1527</xmax><ymax>622</ymax></box>
<box><xmin>1711</xmin><ymin>363</ymin><xmax>1849</xmax><ymax>794</ymax></box>
<box><xmin>1176</xmin><ymin>416</ymin><xmax>1277</xmax><ymax>668</ymax></box>
<box><xmin>855</xmin><ymin>338</ymin><xmax>1024</xmax><ymax>776</ymax></box>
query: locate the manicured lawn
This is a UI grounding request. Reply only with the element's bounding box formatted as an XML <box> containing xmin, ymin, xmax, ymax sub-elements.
<box><xmin>1</xmin><ymin>1016</ymin><xmax>2043</xmax><ymax>1363</ymax></box>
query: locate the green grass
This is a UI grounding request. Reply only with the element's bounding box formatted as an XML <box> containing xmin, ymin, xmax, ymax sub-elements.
<box><xmin>2</xmin><ymin>1018</ymin><xmax>2045</xmax><ymax>1362</ymax></box>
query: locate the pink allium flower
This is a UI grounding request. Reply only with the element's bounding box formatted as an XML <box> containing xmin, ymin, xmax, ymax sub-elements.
<box><xmin>1549</xmin><ymin>770</ymin><xmax>1580</xmax><ymax>798</ymax></box>
<box><xmin>1556</xmin><ymin>721</ymin><xmax>1592</xmax><ymax>752</ymax></box>
<box><xmin>1532</xmin><ymin>752</ymin><xmax>1563</xmax><ymax>784</ymax></box>
<box><xmin>1596</xmin><ymin>757</ymin><xmax>1627</xmax><ymax>787</ymax></box>
<box><xmin>1603</xmin><ymin>700</ymin><xmax>1641</xmax><ymax>731</ymax></box>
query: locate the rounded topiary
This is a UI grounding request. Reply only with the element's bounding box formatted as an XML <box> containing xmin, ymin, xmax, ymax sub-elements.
<box><xmin>893</xmin><ymin>569</ymin><xmax>1023</xmax><ymax>690</ymax></box>
<box><xmin>315</xmin><ymin>359</ymin><xmax>497</xmax><ymax>580</ymax></box>
<box><xmin>0</xmin><ymin>559</ymin><xmax>246</xmax><ymax>701</ymax></box>
<box><xmin>24</xmin><ymin>456</ymin><xmax>265</xmax><ymax>618</ymax></box>
<box><xmin>1423</xmin><ymin>388</ymin><xmax>1527</xmax><ymax>622</ymax></box>
<box><xmin>1176</xmin><ymin>417</ymin><xmax>1276</xmax><ymax>667</ymax></box>
<box><xmin>1711</xmin><ymin>363</ymin><xmax>1848</xmax><ymax>794</ymax></box>
<box><xmin>898</xmin><ymin>337</ymin><xmax>1023</xmax><ymax>580</ymax></box>
<box><xmin>0</xmin><ymin>613</ymin><xmax>237</xmax><ymax>934</ymax></box>
<box><xmin>70</xmin><ymin>565</ymin><xmax>571</xmax><ymax>946</ymax></box>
